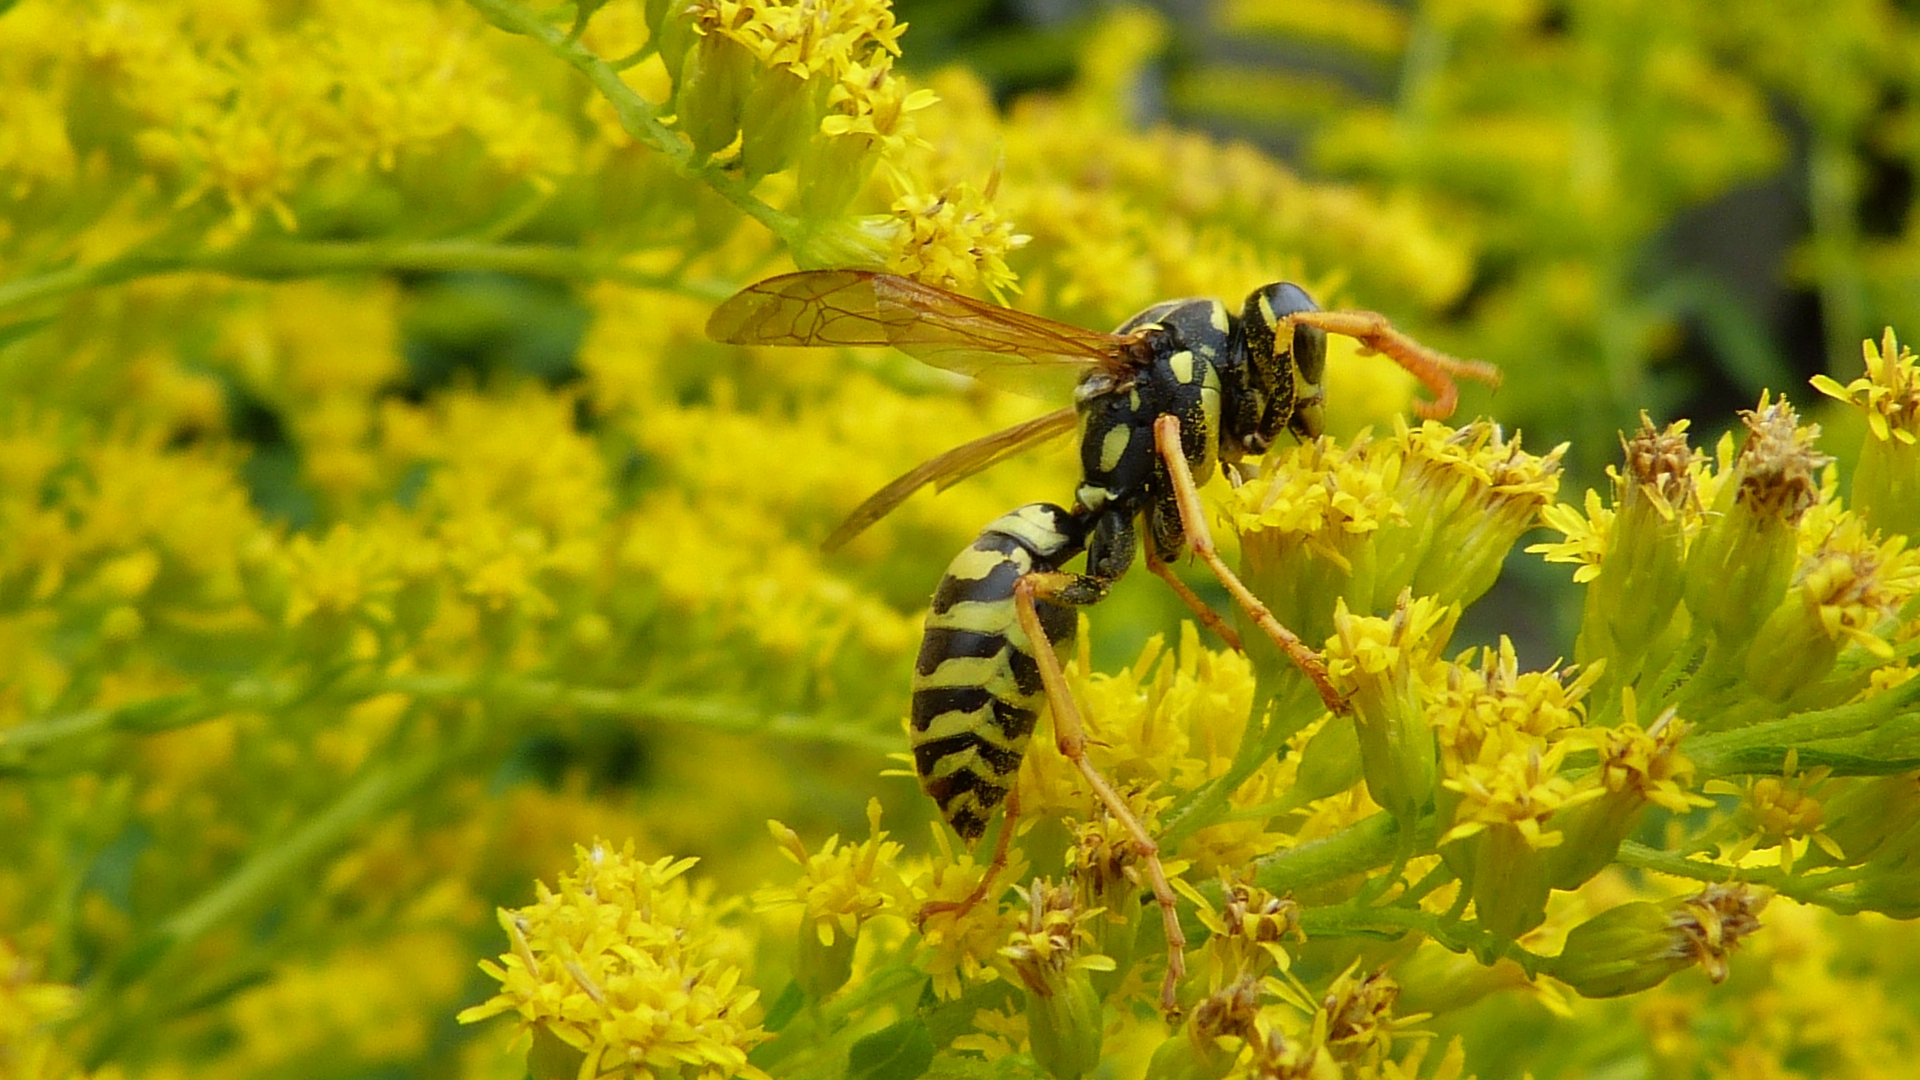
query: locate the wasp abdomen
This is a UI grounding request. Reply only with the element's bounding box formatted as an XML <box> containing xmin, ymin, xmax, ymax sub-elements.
<box><xmin>911</xmin><ymin>503</ymin><xmax>1085</xmax><ymax>842</ymax></box>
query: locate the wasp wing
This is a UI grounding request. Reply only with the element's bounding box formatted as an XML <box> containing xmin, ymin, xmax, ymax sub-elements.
<box><xmin>707</xmin><ymin>270</ymin><xmax>1141</xmax><ymax>401</ymax></box>
<box><xmin>823</xmin><ymin>406</ymin><xmax>1080</xmax><ymax>552</ymax></box>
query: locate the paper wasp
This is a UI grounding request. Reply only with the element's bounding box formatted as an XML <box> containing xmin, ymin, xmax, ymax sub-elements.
<box><xmin>708</xmin><ymin>269</ymin><xmax>1498</xmax><ymax>1009</ymax></box>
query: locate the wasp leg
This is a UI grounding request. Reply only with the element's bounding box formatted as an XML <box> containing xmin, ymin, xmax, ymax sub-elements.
<box><xmin>1287</xmin><ymin>309</ymin><xmax>1501</xmax><ymax>420</ymax></box>
<box><xmin>1146</xmin><ymin>552</ymin><xmax>1245</xmax><ymax>652</ymax></box>
<box><xmin>1013</xmin><ymin>572</ymin><xmax>1188</xmax><ymax>1015</ymax></box>
<box><xmin>916</xmin><ymin>785</ymin><xmax>1021</xmax><ymax>927</ymax></box>
<box><xmin>1150</xmin><ymin>415</ymin><xmax>1348</xmax><ymax>716</ymax></box>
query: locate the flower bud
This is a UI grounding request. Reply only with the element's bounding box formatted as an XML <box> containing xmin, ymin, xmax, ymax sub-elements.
<box><xmin>1550</xmin><ymin>900</ymin><xmax>1689</xmax><ymax>998</ymax></box>
<box><xmin>1683</xmin><ymin>396</ymin><xmax>1825</xmax><ymax>658</ymax></box>
<box><xmin>1004</xmin><ymin>880</ymin><xmax>1114</xmax><ymax>1080</ymax></box>
<box><xmin>1856</xmin><ymin>833</ymin><xmax>1920</xmax><ymax>918</ymax></box>
<box><xmin>1324</xmin><ymin>592</ymin><xmax>1456</xmax><ymax>823</ymax></box>
<box><xmin>739</xmin><ymin>67</ymin><xmax>829</xmax><ymax>179</ymax></box>
<box><xmin>789</xmin><ymin>214</ymin><xmax>897</xmax><ymax>272</ymax></box>
<box><xmin>1289</xmin><ymin>715</ymin><xmax>1363</xmax><ymax>805</ymax></box>
<box><xmin>1459</xmin><ymin>818</ymin><xmax>1552</xmax><ymax>940</ymax></box>
<box><xmin>1815</xmin><ymin>770</ymin><xmax>1920</xmax><ymax>867</ymax></box>
<box><xmin>1571</xmin><ymin>416</ymin><xmax>1696</xmax><ymax>687</ymax></box>
<box><xmin>794</xmin><ymin>128</ymin><xmax>883</xmax><ymax>221</ymax></box>
<box><xmin>1146</xmin><ymin>977</ymin><xmax>1260</xmax><ymax>1080</ymax></box>
<box><xmin>1743</xmin><ymin>521</ymin><xmax>1911</xmax><ymax>702</ymax></box>
<box><xmin>676</xmin><ymin>30</ymin><xmax>756</xmax><ymax>157</ymax></box>
<box><xmin>795</xmin><ymin>921</ymin><xmax>856</xmax><ymax>1000</ymax></box>
<box><xmin>1813</xmin><ymin>329</ymin><xmax>1920</xmax><ymax>538</ymax></box>
<box><xmin>1551</xmin><ymin>884</ymin><xmax>1767</xmax><ymax>998</ymax></box>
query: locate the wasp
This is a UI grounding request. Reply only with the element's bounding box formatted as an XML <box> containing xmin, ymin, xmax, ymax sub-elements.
<box><xmin>708</xmin><ymin>270</ymin><xmax>1497</xmax><ymax>1009</ymax></box>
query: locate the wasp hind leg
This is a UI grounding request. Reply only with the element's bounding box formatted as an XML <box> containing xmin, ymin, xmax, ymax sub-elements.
<box><xmin>1013</xmin><ymin>571</ymin><xmax>1188</xmax><ymax>1015</ymax></box>
<box><xmin>1150</xmin><ymin>415</ymin><xmax>1347</xmax><ymax>716</ymax></box>
<box><xmin>916</xmin><ymin>785</ymin><xmax>1022</xmax><ymax>928</ymax></box>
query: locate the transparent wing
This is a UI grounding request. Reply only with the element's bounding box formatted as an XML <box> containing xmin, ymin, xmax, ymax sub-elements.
<box><xmin>707</xmin><ymin>270</ymin><xmax>1142</xmax><ymax>401</ymax></box>
<box><xmin>822</xmin><ymin>406</ymin><xmax>1081</xmax><ymax>552</ymax></box>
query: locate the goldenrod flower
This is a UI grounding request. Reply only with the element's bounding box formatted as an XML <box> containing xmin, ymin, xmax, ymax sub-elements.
<box><xmin>1002</xmin><ymin>879</ymin><xmax>1115</xmax><ymax>1080</ymax></box>
<box><xmin>1706</xmin><ymin>750</ymin><xmax>1844</xmax><ymax>875</ymax></box>
<box><xmin>1542</xmin><ymin>416</ymin><xmax>1702</xmax><ymax>691</ymax></box>
<box><xmin>887</xmin><ymin>181</ymin><xmax>1028</xmax><ymax>296</ymax></box>
<box><xmin>1549</xmin><ymin>705</ymin><xmax>1708</xmax><ymax>889</ymax></box>
<box><xmin>1429</xmin><ymin>641</ymin><xmax>1605</xmax><ymax>937</ymax></box>
<box><xmin>1324</xmin><ymin>592</ymin><xmax>1457</xmax><ymax>822</ymax></box>
<box><xmin>1813</xmin><ymin>328</ymin><xmax>1920</xmax><ymax>537</ymax></box>
<box><xmin>1743</xmin><ymin>516</ymin><xmax>1918</xmax><ymax>701</ymax></box>
<box><xmin>1177</xmin><ymin>876</ymin><xmax>1303</xmax><ymax>990</ymax></box>
<box><xmin>907</xmin><ymin>828</ymin><xmax>1028</xmax><ymax>1001</ymax></box>
<box><xmin>1145</xmin><ymin>975</ymin><xmax>1259</xmax><ymax>1080</ymax></box>
<box><xmin>1378</xmin><ymin>419</ymin><xmax>1564</xmax><ymax>609</ymax></box>
<box><xmin>1229</xmin><ymin>434</ymin><xmax>1402</xmax><ymax>701</ymax></box>
<box><xmin>459</xmin><ymin>841</ymin><xmax>770</xmax><ymax>1080</ymax></box>
<box><xmin>1320</xmin><ymin>967</ymin><xmax>1418</xmax><ymax>1067</ymax></box>
<box><xmin>756</xmin><ymin>798</ymin><xmax>907</xmax><ymax>997</ymax></box>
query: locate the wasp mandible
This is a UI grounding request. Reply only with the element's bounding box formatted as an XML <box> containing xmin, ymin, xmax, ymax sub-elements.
<box><xmin>708</xmin><ymin>270</ymin><xmax>1499</xmax><ymax>1010</ymax></box>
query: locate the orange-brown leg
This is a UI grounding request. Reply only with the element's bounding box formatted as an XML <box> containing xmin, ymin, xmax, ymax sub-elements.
<box><xmin>1152</xmin><ymin>416</ymin><xmax>1348</xmax><ymax>715</ymax></box>
<box><xmin>1287</xmin><ymin>309</ymin><xmax>1501</xmax><ymax>419</ymax></box>
<box><xmin>1014</xmin><ymin>574</ymin><xmax>1188</xmax><ymax>1015</ymax></box>
<box><xmin>1147</xmin><ymin>552</ymin><xmax>1245</xmax><ymax>652</ymax></box>
<box><xmin>916</xmin><ymin>785</ymin><xmax>1021</xmax><ymax>927</ymax></box>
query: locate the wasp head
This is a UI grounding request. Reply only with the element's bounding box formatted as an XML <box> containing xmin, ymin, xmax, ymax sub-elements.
<box><xmin>1238</xmin><ymin>282</ymin><xmax>1328</xmax><ymax>452</ymax></box>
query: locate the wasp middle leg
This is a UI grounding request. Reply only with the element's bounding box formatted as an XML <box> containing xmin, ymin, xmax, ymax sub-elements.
<box><xmin>1149</xmin><ymin>414</ymin><xmax>1348</xmax><ymax>715</ymax></box>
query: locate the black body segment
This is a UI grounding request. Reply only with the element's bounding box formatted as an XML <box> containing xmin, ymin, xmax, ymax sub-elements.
<box><xmin>910</xmin><ymin>503</ymin><xmax>1086</xmax><ymax>841</ymax></box>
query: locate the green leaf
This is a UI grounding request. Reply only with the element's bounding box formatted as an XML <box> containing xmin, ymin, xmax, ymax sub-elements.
<box><xmin>0</xmin><ymin>315</ymin><xmax>54</xmax><ymax>350</ymax></box>
<box><xmin>848</xmin><ymin>1018</ymin><xmax>935</xmax><ymax>1080</ymax></box>
<box><xmin>763</xmin><ymin>979</ymin><xmax>805</xmax><ymax>1033</ymax></box>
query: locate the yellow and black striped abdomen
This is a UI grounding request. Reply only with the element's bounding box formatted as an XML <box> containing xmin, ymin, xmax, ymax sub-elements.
<box><xmin>911</xmin><ymin>503</ymin><xmax>1085</xmax><ymax>842</ymax></box>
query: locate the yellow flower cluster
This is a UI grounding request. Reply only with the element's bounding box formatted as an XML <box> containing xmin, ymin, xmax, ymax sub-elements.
<box><xmin>8</xmin><ymin>0</ymin><xmax>1920</xmax><ymax>1078</ymax></box>
<box><xmin>460</xmin><ymin>841</ymin><xmax>768</xmax><ymax>1080</ymax></box>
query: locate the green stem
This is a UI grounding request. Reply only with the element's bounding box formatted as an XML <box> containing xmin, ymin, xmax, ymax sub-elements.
<box><xmin>1615</xmin><ymin>841</ymin><xmax>1862</xmax><ymax>912</ymax></box>
<box><xmin>0</xmin><ymin>239</ymin><xmax>733</xmax><ymax>318</ymax></box>
<box><xmin>376</xmin><ymin>674</ymin><xmax>899</xmax><ymax>755</ymax></box>
<box><xmin>462</xmin><ymin>0</ymin><xmax>799</xmax><ymax>244</ymax></box>
<box><xmin>7</xmin><ymin>672</ymin><xmax>894</xmax><ymax>771</ymax></box>
<box><xmin>1688</xmin><ymin>672</ymin><xmax>1920</xmax><ymax>776</ymax></box>
<box><xmin>1252</xmin><ymin>811</ymin><xmax>1435</xmax><ymax>896</ymax></box>
<box><xmin>1301</xmin><ymin>903</ymin><xmax>1549</xmax><ymax>972</ymax></box>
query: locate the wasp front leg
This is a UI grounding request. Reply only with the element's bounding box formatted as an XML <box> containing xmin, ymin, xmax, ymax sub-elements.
<box><xmin>1149</xmin><ymin>415</ymin><xmax>1347</xmax><ymax>715</ymax></box>
<box><xmin>1013</xmin><ymin>571</ymin><xmax>1188</xmax><ymax>1014</ymax></box>
<box><xmin>1285</xmin><ymin>309</ymin><xmax>1501</xmax><ymax>420</ymax></box>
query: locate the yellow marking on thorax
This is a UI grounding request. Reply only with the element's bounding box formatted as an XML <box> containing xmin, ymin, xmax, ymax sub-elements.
<box><xmin>1098</xmin><ymin>424</ymin><xmax>1131</xmax><ymax>473</ymax></box>
<box><xmin>993</xmin><ymin>508</ymin><xmax>1069</xmax><ymax>555</ymax></box>
<box><xmin>1168</xmin><ymin>350</ymin><xmax>1196</xmax><ymax>385</ymax></box>
<box><xmin>1208</xmin><ymin>301</ymin><xmax>1231</xmax><ymax>334</ymax></box>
